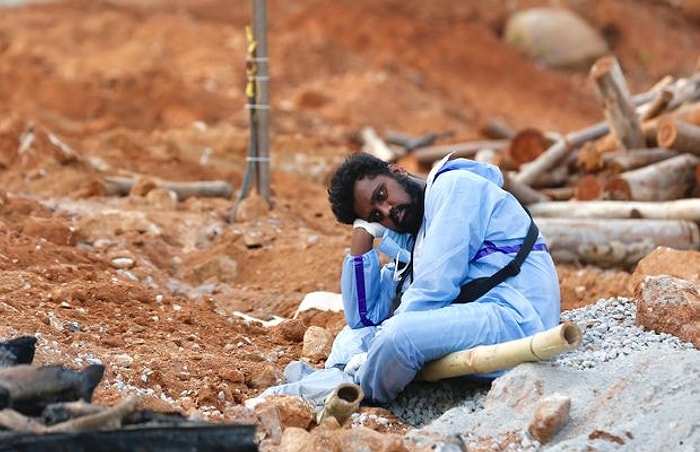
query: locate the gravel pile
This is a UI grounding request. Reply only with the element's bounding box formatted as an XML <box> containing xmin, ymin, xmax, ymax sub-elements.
<box><xmin>353</xmin><ymin>297</ymin><xmax>695</xmax><ymax>429</ymax></box>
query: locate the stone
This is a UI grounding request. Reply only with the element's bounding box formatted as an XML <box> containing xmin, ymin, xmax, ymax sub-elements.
<box><xmin>504</xmin><ymin>7</ymin><xmax>609</xmax><ymax>71</ymax></box>
<box><xmin>528</xmin><ymin>393</ymin><xmax>571</xmax><ymax>443</ymax></box>
<box><xmin>302</xmin><ymin>325</ymin><xmax>333</xmax><ymax>362</ymax></box>
<box><xmin>628</xmin><ymin>246</ymin><xmax>700</xmax><ymax>293</ymax></box>
<box><xmin>635</xmin><ymin>274</ymin><xmax>699</xmax><ymax>348</ymax></box>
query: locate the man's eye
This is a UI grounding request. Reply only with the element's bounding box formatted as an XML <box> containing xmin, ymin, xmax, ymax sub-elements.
<box><xmin>377</xmin><ymin>188</ymin><xmax>386</xmax><ymax>201</ymax></box>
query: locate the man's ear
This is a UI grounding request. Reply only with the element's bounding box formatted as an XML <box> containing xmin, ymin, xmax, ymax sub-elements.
<box><xmin>388</xmin><ymin>163</ymin><xmax>407</xmax><ymax>176</ymax></box>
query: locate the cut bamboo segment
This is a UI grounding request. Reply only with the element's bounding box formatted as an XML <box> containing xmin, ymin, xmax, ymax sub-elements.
<box><xmin>419</xmin><ymin>322</ymin><xmax>582</xmax><ymax>382</ymax></box>
<box><xmin>536</xmin><ymin>217</ymin><xmax>700</xmax><ymax>267</ymax></box>
<box><xmin>657</xmin><ymin>118</ymin><xmax>700</xmax><ymax>156</ymax></box>
<box><xmin>590</xmin><ymin>56</ymin><xmax>645</xmax><ymax>150</ymax></box>
<box><xmin>604</xmin><ymin>153</ymin><xmax>700</xmax><ymax>201</ymax></box>
<box><xmin>528</xmin><ymin>199</ymin><xmax>700</xmax><ymax>222</ymax></box>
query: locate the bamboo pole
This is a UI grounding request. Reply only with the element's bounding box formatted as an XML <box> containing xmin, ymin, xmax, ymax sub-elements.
<box><xmin>419</xmin><ymin>322</ymin><xmax>582</xmax><ymax>382</ymax></box>
<box><xmin>316</xmin><ymin>383</ymin><xmax>363</xmax><ymax>426</ymax></box>
<box><xmin>527</xmin><ymin>199</ymin><xmax>700</xmax><ymax>222</ymax></box>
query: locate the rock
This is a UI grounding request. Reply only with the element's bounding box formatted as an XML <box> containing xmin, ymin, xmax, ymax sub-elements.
<box><xmin>527</xmin><ymin>393</ymin><xmax>571</xmax><ymax>443</ymax></box>
<box><xmin>21</xmin><ymin>217</ymin><xmax>77</xmax><ymax>246</ymax></box>
<box><xmin>254</xmin><ymin>394</ymin><xmax>316</xmax><ymax>441</ymax></box>
<box><xmin>302</xmin><ymin>326</ymin><xmax>333</xmax><ymax>362</ymax></box>
<box><xmin>628</xmin><ymin>246</ymin><xmax>700</xmax><ymax>293</ymax></box>
<box><xmin>504</xmin><ymin>7</ymin><xmax>609</xmax><ymax>70</ymax></box>
<box><xmin>276</xmin><ymin>318</ymin><xmax>308</xmax><ymax>343</ymax></box>
<box><xmin>635</xmin><ymin>274</ymin><xmax>699</xmax><ymax>347</ymax></box>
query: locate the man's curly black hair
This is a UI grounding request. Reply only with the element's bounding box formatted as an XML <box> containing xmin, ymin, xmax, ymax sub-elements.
<box><xmin>327</xmin><ymin>152</ymin><xmax>391</xmax><ymax>224</ymax></box>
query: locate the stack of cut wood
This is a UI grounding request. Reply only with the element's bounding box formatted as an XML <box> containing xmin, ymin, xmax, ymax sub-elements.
<box><xmin>364</xmin><ymin>56</ymin><xmax>700</xmax><ymax>268</ymax></box>
<box><xmin>0</xmin><ymin>336</ymin><xmax>256</xmax><ymax>452</ymax></box>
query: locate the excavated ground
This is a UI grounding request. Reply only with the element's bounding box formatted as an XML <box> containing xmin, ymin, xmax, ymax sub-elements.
<box><xmin>0</xmin><ymin>0</ymin><xmax>698</xmax><ymax>437</ymax></box>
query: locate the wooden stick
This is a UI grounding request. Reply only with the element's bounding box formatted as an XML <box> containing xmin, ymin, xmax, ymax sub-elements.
<box><xmin>0</xmin><ymin>408</ymin><xmax>47</xmax><ymax>433</ymax></box>
<box><xmin>46</xmin><ymin>395</ymin><xmax>140</xmax><ymax>433</ymax></box>
<box><xmin>528</xmin><ymin>199</ymin><xmax>700</xmax><ymax>222</ymax></box>
<box><xmin>604</xmin><ymin>153</ymin><xmax>700</xmax><ymax>201</ymax></box>
<box><xmin>657</xmin><ymin>118</ymin><xmax>700</xmax><ymax>156</ymax></box>
<box><xmin>537</xmin><ymin>186</ymin><xmax>575</xmax><ymax>201</ymax></box>
<box><xmin>413</xmin><ymin>140</ymin><xmax>510</xmax><ymax>165</ymax></box>
<box><xmin>590</xmin><ymin>56</ymin><xmax>645</xmax><ymax>149</ymax></box>
<box><xmin>103</xmin><ymin>177</ymin><xmax>233</xmax><ymax>200</ymax></box>
<box><xmin>360</xmin><ymin>127</ymin><xmax>402</xmax><ymax>162</ymax></box>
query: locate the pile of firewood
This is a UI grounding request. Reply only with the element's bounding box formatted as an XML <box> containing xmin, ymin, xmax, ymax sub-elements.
<box><xmin>364</xmin><ymin>56</ymin><xmax>700</xmax><ymax>269</ymax></box>
<box><xmin>0</xmin><ymin>336</ymin><xmax>256</xmax><ymax>452</ymax></box>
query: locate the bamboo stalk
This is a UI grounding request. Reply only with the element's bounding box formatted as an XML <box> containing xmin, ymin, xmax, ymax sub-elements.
<box><xmin>419</xmin><ymin>322</ymin><xmax>582</xmax><ymax>382</ymax></box>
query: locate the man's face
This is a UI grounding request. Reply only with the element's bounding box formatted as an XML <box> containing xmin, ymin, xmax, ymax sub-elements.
<box><xmin>352</xmin><ymin>169</ymin><xmax>424</xmax><ymax>234</ymax></box>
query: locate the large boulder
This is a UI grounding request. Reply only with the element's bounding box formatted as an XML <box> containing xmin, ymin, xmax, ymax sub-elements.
<box><xmin>504</xmin><ymin>7</ymin><xmax>609</xmax><ymax>71</ymax></box>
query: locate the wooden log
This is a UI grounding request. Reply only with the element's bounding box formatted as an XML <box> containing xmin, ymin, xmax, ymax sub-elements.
<box><xmin>503</xmin><ymin>172</ymin><xmax>550</xmax><ymax>205</ymax></box>
<box><xmin>536</xmin><ymin>217</ymin><xmax>700</xmax><ymax>268</ymax></box>
<box><xmin>590</xmin><ymin>56</ymin><xmax>646</xmax><ymax>149</ymax></box>
<box><xmin>507</xmin><ymin>128</ymin><xmax>548</xmax><ymax>168</ymax></box>
<box><xmin>413</xmin><ymin>140</ymin><xmax>510</xmax><ymax>165</ymax></box>
<box><xmin>479</xmin><ymin>118</ymin><xmax>516</xmax><ymax>139</ymax></box>
<box><xmin>528</xmin><ymin>199</ymin><xmax>700</xmax><ymax>222</ymax></box>
<box><xmin>574</xmin><ymin>174</ymin><xmax>606</xmax><ymax>201</ymax></box>
<box><xmin>538</xmin><ymin>186</ymin><xmax>575</xmax><ymax>201</ymax></box>
<box><xmin>643</xmin><ymin>100</ymin><xmax>700</xmax><ymax>144</ymax></box>
<box><xmin>361</xmin><ymin>126</ymin><xmax>402</xmax><ymax>162</ymax></box>
<box><xmin>531</xmin><ymin>164</ymin><xmax>569</xmax><ymax>189</ymax></box>
<box><xmin>604</xmin><ymin>153</ymin><xmax>700</xmax><ymax>201</ymax></box>
<box><xmin>639</xmin><ymin>89</ymin><xmax>673</xmax><ymax>121</ymax></box>
<box><xmin>102</xmin><ymin>177</ymin><xmax>233</xmax><ymax>200</ymax></box>
<box><xmin>601</xmin><ymin>147</ymin><xmax>678</xmax><ymax>173</ymax></box>
<box><xmin>657</xmin><ymin>118</ymin><xmax>700</xmax><ymax>156</ymax></box>
<box><xmin>514</xmin><ymin>122</ymin><xmax>609</xmax><ymax>186</ymax></box>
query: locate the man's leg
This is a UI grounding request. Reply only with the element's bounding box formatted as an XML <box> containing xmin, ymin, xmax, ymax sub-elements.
<box><xmin>356</xmin><ymin>285</ymin><xmax>543</xmax><ymax>404</ymax></box>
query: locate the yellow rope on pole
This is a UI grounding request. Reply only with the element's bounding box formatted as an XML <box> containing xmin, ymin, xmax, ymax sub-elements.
<box><xmin>245</xmin><ymin>25</ymin><xmax>257</xmax><ymax>101</ymax></box>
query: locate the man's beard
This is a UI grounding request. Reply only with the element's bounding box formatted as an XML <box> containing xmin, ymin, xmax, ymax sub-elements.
<box><xmin>390</xmin><ymin>174</ymin><xmax>424</xmax><ymax>234</ymax></box>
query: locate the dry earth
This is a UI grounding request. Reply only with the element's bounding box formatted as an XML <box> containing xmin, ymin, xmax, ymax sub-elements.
<box><xmin>0</xmin><ymin>0</ymin><xmax>698</xmax><ymax>443</ymax></box>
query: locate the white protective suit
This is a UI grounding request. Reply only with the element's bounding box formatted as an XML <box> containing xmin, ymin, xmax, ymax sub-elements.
<box><xmin>253</xmin><ymin>156</ymin><xmax>560</xmax><ymax>408</ymax></box>
<box><xmin>326</xmin><ymin>155</ymin><xmax>560</xmax><ymax>404</ymax></box>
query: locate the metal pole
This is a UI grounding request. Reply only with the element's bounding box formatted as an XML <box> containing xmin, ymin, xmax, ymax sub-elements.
<box><xmin>252</xmin><ymin>0</ymin><xmax>271</xmax><ymax>203</ymax></box>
